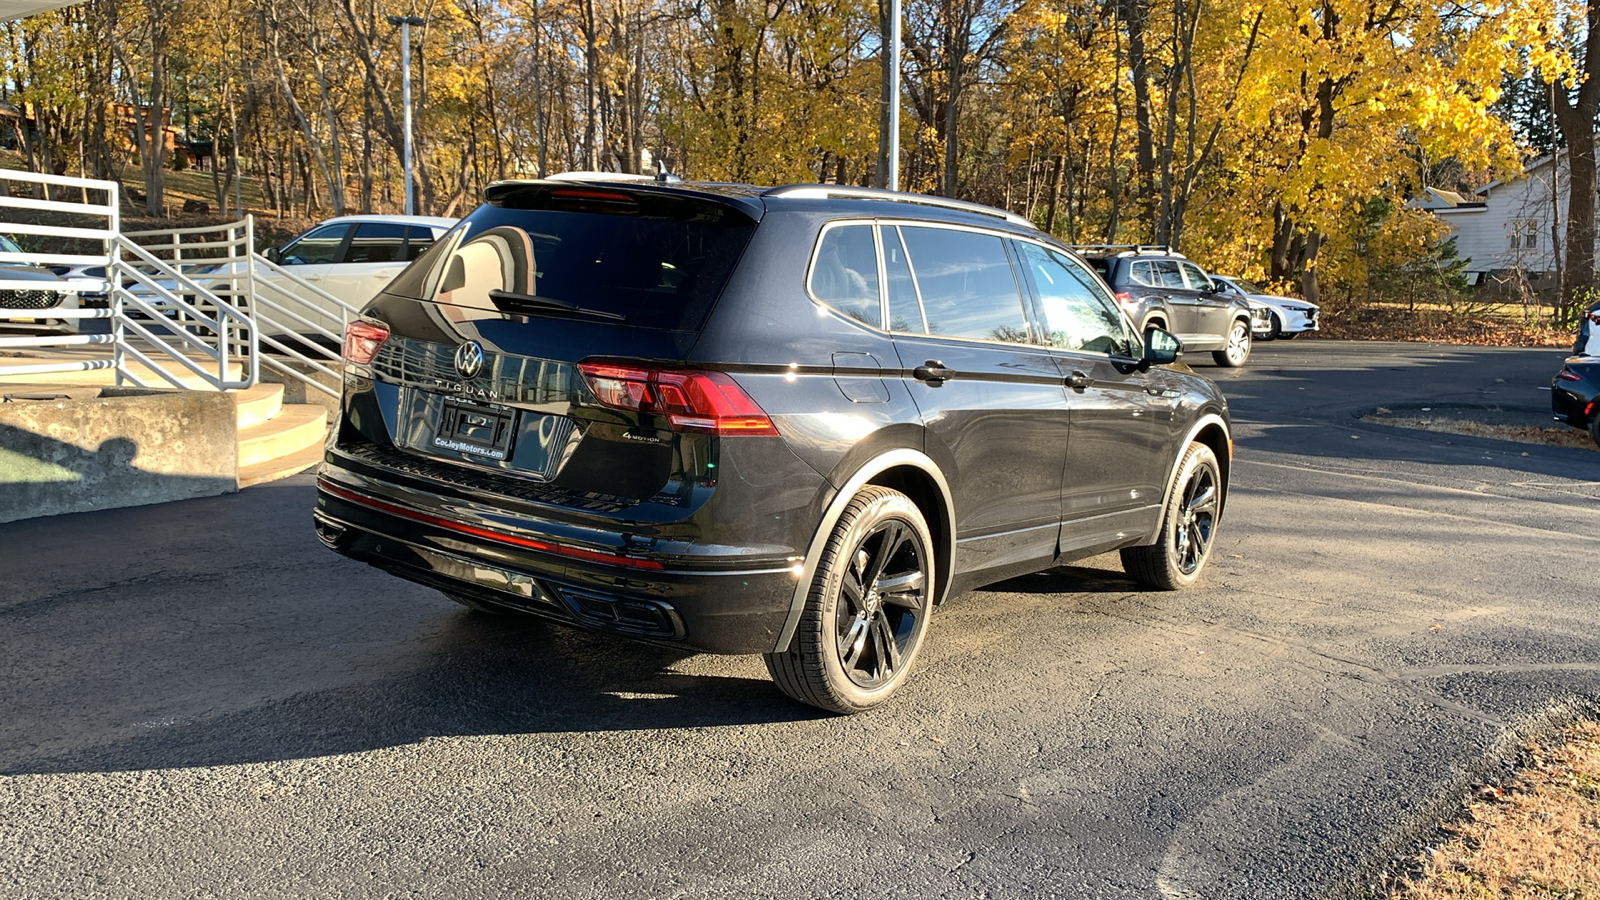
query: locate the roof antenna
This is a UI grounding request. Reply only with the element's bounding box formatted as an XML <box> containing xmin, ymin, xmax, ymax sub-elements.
<box><xmin>656</xmin><ymin>161</ymin><xmax>681</xmax><ymax>183</ymax></box>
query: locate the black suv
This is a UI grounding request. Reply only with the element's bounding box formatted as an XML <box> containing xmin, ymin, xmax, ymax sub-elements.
<box><xmin>1077</xmin><ymin>246</ymin><xmax>1259</xmax><ymax>367</ymax></box>
<box><xmin>315</xmin><ymin>178</ymin><xmax>1233</xmax><ymax>713</ymax></box>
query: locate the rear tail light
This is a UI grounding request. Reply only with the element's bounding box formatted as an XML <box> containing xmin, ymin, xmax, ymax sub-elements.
<box><xmin>1557</xmin><ymin>367</ymin><xmax>1582</xmax><ymax>382</ymax></box>
<box><xmin>343</xmin><ymin>320</ymin><xmax>390</xmax><ymax>364</ymax></box>
<box><xmin>577</xmin><ymin>362</ymin><xmax>779</xmax><ymax>436</ymax></box>
<box><xmin>1114</xmin><ymin>292</ymin><xmax>1133</xmax><ymax>306</ymax></box>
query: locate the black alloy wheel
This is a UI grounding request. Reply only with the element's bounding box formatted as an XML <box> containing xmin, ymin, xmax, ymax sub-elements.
<box><xmin>1121</xmin><ymin>442</ymin><xmax>1223</xmax><ymax>589</ymax></box>
<box><xmin>766</xmin><ymin>486</ymin><xmax>933</xmax><ymax>713</ymax></box>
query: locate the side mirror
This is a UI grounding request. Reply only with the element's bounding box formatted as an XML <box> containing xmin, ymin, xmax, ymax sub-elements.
<box><xmin>264</xmin><ymin>246</ymin><xmax>281</xmax><ymax>264</ymax></box>
<box><xmin>1140</xmin><ymin>327</ymin><xmax>1181</xmax><ymax>370</ymax></box>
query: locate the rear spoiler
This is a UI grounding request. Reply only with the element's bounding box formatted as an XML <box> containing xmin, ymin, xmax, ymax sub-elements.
<box><xmin>483</xmin><ymin>179</ymin><xmax>765</xmax><ymax>223</ymax></box>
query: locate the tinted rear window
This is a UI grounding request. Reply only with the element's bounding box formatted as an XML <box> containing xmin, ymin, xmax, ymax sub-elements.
<box><xmin>384</xmin><ymin>190</ymin><xmax>757</xmax><ymax>332</ymax></box>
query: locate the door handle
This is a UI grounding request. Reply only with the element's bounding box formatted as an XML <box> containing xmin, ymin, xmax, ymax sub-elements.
<box><xmin>913</xmin><ymin>360</ymin><xmax>951</xmax><ymax>386</ymax></box>
<box><xmin>1065</xmin><ymin>370</ymin><xmax>1090</xmax><ymax>393</ymax></box>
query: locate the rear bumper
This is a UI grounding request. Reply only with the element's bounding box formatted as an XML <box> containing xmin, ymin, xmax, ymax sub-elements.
<box><xmin>315</xmin><ymin>474</ymin><xmax>801</xmax><ymax>655</ymax></box>
<box><xmin>1551</xmin><ymin>386</ymin><xmax>1595</xmax><ymax>427</ymax></box>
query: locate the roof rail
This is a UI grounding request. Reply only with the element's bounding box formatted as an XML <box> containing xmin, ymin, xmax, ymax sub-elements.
<box><xmin>1067</xmin><ymin>243</ymin><xmax>1186</xmax><ymax>258</ymax></box>
<box><xmin>763</xmin><ymin>184</ymin><xmax>1037</xmax><ymax>231</ymax></box>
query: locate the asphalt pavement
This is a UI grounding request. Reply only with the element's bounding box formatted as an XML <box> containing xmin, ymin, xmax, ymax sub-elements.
<box><xmin>3</xmin><ymin>340</ymin><xmax>1598</xmax><ymax>899</ymax></box>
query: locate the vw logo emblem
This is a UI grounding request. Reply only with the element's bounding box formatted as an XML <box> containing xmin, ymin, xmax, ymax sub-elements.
<box><xmin>454</xmin><ymin>341</ymin><xmax>485</xmax><ymax>379</ymax></box>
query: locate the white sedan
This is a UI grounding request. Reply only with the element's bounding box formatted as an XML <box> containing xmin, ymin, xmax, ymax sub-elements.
<box><xmin>1214</xmin><ymin>276</ymin><xmax>1320</xmax><ymax>340</ymax></box>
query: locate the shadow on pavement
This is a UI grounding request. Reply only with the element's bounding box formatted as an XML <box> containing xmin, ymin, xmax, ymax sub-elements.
<box><xmin>0</xmin><ymin>478</ymin><xmax>825</xmax><ymax>778</ymax></box>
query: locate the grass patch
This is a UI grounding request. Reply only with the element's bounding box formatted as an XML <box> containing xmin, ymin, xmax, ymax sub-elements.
<box><xmin>1388</xmin><ymin>721</ymin><xmax>1600</xmax><ymax>899</ymax></box>
<box><xmin>1362</xmin><ymin>410</ymin><xmax>1598</xmax><ymax>453</ymax></box>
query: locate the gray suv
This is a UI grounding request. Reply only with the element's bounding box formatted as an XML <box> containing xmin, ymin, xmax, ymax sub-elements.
<box><xmin>315</xmin><ymin>179</ymin><xmax>1234</xmax><ymax>713</ymax></box>
<box><xmin>1077</xmin><ymin>246</ymin><xmax>1262</xmax><ymax>367</ymax></box>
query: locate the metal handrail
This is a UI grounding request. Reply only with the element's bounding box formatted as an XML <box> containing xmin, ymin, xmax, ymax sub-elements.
<box><xmin>1</xmin><ymin>169</ymin><xmax>343</xmax><ymax>401</ymax></box>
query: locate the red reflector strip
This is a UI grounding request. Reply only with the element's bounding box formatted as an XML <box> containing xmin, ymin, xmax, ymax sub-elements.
<box><xmin>318</xmin><ymin>480</ymin><xmax>665</xmax><ymax>570</ymax></box>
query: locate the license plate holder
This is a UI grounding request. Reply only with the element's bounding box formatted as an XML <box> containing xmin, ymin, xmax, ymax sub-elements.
<box><xmin>434</xmin><ymin>398</ymin><xmax>517</xmax><ymax>461</ymax></box>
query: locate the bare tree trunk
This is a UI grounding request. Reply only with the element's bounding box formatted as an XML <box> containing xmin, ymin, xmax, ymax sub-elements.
<box><xmin>139</xmin><ymin>2</ymin><xmax>170</xmax><ymax>217</ymax></box>
<box><xmin>581</xmin><ymin>0</ymin><xmax>601</xmax><ymax>170</ymax></box>
<box><xmin>1552</xmin><ymin>2</ymin><xmax>1600</xmax><ymax>320</ymax></box>
<box><xmin>1119</xmin><ymin>0</ymin><xmax>1156</xmax><ymax>235</ymax></box>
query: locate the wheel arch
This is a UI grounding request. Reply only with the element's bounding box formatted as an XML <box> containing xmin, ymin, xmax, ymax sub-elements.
<box><xmin>1142</xmin><ymin>412</ymin><xmax>1231</xmax><ymax>545</ymax></box>
<box><xmin>771</xmin><ymin>449</ymin><xmax>956</xmax><ymax>654</ymax></box>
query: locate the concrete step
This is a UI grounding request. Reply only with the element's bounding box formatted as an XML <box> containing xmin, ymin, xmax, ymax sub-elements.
<box><xmin>234</xmin><ymin>383</ymin><xmax>285</xmax><ymax>430</ymax></box>
<box><xmin>238</xmin><ymin>441</ymin><xmax>324</xmax><ymax>488</ymax></box>
<box><xmin>238</xmin><ymin>404</ymin><xmax>327</xmax><ymax>470</ymax></box>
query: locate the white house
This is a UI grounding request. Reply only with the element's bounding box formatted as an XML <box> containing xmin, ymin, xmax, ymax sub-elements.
<box><xmin>1415</xmin><ymin>153</ymin><xmax>1594</xmax><ymax>289</ymax></box>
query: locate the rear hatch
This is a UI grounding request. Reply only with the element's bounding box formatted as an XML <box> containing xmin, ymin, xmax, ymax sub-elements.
<box><xmin>339</xmin><ymin>180</ymin><xmax>765</xmax><ymax>512</ymax></box>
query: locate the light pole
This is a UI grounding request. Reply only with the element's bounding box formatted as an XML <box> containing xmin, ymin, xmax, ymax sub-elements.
<box><xmin>387</xmin><ymin>14</ymin><xmax>426</xmax><ymax>216</ymax></box>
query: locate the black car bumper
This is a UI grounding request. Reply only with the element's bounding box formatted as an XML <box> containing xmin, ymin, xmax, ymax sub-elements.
<box><xmin>314</xmin><ymin>476</ymin><xmax>801</xmax><ymax>655</ymax></box>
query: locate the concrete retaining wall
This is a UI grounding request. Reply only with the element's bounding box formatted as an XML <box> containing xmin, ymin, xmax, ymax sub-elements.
<box><xmin>0</xmin><ymin>386</ymin><xmax>237</xmax><ymax>524</ymax></box>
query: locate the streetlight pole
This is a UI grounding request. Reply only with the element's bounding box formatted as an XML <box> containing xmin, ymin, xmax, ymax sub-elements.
<box><xmin>387</xmin><ymin>15</ymin><xmax>426</xmax><ymax>216</ymax></box>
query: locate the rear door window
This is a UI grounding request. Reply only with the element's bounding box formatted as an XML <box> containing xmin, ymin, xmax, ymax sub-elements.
<box><xmin>1152</xmin><ymin>260</ymin><xmax>1186</xmax><ymax>289</ymax></box>
<box><xmin>387</xmin><ymin>191</ymin><xmax>757</xmax><ymax>332</ymax></box>
<box><xmin>406</xmin><ymin>226</ymin><xmax>438</xmax><ymax>260</ymax></box>
<box><xmin>345</xmin><ymin>222</ymin><xmax>410</xmax><ymax>264</ymax></box>
<box><xmin>808</xmin><ymin>224</ymin><xmax>882</xmax><ymax>327</ymax></box>
<box><xmin>880</xmin><ymin>226</ymin><xmax>925</xmax><ymax>333</ymax></box>
<box><xmin>899</xmin><ymin>226</ymin><xmax>1030</xmax><ymax>344</ymax></box>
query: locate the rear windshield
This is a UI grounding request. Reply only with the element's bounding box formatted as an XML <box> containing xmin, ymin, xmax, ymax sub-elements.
<box><xmin>383</xmin><ymin>188</ymin><xmax>757</xmax><ymax>332</ymax></box>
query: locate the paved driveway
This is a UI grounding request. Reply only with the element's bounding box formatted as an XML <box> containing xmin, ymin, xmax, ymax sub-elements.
<box><xmin>3</xmin><ymin>341</ymin><xmax>1597</xmax><ymax>899</ymax></box>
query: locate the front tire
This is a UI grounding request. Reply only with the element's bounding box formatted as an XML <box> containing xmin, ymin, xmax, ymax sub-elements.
<box><xmin>1121</xmin><ymin>442</ymin><xmax>1223</xmax><ymax>590</ymax></box>
<box><xmin>1212</xmin><ymin>320</ymin><xmax>1251</xmax><ymax>367</ymax></box>
<box><xmin>765</xmin><ymin>486</ymin><xmax>934</xmax><ymax>714</ymax></box>
<box><xmin>1267</xmin><ymin>313</ymin><xmax>1284</xmax><ymax>341</ymax></box>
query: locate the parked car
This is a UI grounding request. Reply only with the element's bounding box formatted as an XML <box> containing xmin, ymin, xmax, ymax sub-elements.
<box><xmin>132</xmin><ymin>214</ymin><xmax>458</xmax><ymax>340</ymax></box>
<box><xmin>1213</xmin><ymin>276</ymin><xmax>1319</xmax><ymax>340</ymax></box>
<box><xmin>47</xmin><ymin>263</ymin><xmax>110</xmax><ymax>308</ymax></box>
<box><xmin>314</xmin><ymin>177</ymin><xmax>1234</xmax><ymax>713</ymax></box>
<box><xmin>1553</xmin><ymin>356</ymin><xmax>1600</xmax><ymax>448</ymax></box>
<box><xmin>0</xmin><ymin>234</ymin><xmax>83</xmax><ymax>334</ymax></box>
<box><xmin>1075</xmin><ymin>246</ymin><xmax>1259</xmax><ymax>367</ymax></box>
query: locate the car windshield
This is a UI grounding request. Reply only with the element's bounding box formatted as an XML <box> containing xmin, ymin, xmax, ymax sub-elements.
<box><xmin>0</xmin><ymin>235</ymin><xmax>22</xmax><ymax>254</ymax></box>
<box><xmin>1231</xmin><ymin>278</ymin><xmax>1263</xmax><ymax>293</ymax></box>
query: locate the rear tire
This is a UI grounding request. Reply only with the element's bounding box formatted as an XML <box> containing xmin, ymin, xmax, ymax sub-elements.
<box><xmin>1590</xmin><ymin>414</ymin><xmax>1600</xmax><ymax>450</ymax></box>
<box><xmin>1121</xmin><ymin>442</ymin><xmax>1223</xmax><ymax>590</ymax></box>
<box><xmin>765</xmin><ymin>486</ymin><xmax>934</xmax><ymax>714</ymax></box>
<box><xmin>1212</xmin><ymin>320</ymin><xmax>1251</xmax><ymax>367</ymax></box>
